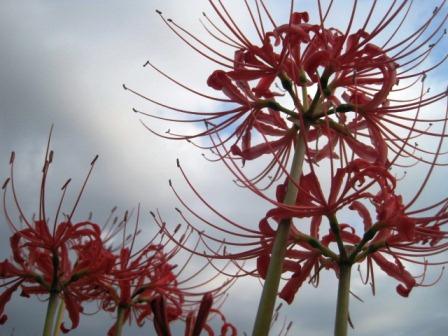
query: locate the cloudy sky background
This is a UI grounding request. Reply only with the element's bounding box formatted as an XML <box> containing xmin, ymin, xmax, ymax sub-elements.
<box><xmin>1</xmin><ymin>1</ymin><xmax>447</xmax><ymax>335</ymax></box>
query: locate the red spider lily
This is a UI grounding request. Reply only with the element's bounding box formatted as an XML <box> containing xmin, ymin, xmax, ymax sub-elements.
<box><xmin>127</xmin><ymin>0</ymin><xmax>447</xmax><ymax>186</ymax></box>
<box><xmin>151</xmin><ymin>293</ymin><xmax>237</xmax><ymax>336</ymax></box>
<box><xmin>0</xmin><ymin>237</ymin><xmax>115</xmax><ymax>331</ymax></box>
<box><xmin>264</xmin><ymin>158</ymin><xmax>396</xmax><ymax>220</ymax></box>
<box><xmin>92</xmin><ymin>211</ymin><xmax>183</xmax><ymax>336</ymax></box>
<box><xmin>127</xmin><ymin>1</ymin><xmax>448</xmax><ymax>335</ymax></box>
<box><xmin>97</xmin><ymin>243</ymin><xmax>182</xmax><ymax>336</ymax></box>
<box><xmin>86</xmin><ymin>206</ymin><xmax>235</xmax><ymax>336</ymax></box>
<box><xmin>0</xmin><ymin>139</ymin><xmax>115</xmax><ymax>333</ymax></box>
<box><xmin>155</xmin><ymin>154</ymin><xmax>448</xmax><ymax>304</ymax></box>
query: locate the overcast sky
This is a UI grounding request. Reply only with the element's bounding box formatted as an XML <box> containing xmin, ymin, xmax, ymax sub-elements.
<box><xmin>1</xmin><ymin>1</ymin><xmax>448</xmax><ymax>335</ymax></box>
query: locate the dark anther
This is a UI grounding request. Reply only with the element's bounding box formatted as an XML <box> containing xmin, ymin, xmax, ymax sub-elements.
<box><xmin>61</xmin><ymin>178</ymin><xmax>71</xmax><ymax>190</ymax></box>
<box><xmin>91</xmin><ymin>155</ymin><xmax>99</xmax><ymax>165</ymax></box>
<box><xmin>2</xmin><ymin>178</ymin><xmax>10</xmax><ymax>190</ymax></box>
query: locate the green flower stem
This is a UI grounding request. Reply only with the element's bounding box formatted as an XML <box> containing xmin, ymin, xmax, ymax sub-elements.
<box><xmin>292</xmin><ymin>231</ymin><xmax>339</xmax><ymax>261</ymax></box>
<box><xmin>348</xmin><ymin>222</ymin><xmax>384</xmax><ymax>263</ymax></box>
<box><xmin>328</xmin><ymin>214</ymin><xmax>347</xmax><ymax>260</ymax></box>
<box><xmin>354</xmin><ymin>240</ymin><xmax>387</xmax><ymax>262</ymax></box>
<box><xmin>114</xmin><ymin>307</ymin><xmax>126</xmax><ymax>336</ymax></box>
<box><xmin>261</xmin><ymin>100</ymin><xmax>299</xmax><ymax>119</ymax></box>
<box><xmin>279</xmin><ymin>72</ymin><xmax>304</xmax><ymax>113</ymax></box>
<box><xmin>52</xmin><ymin>299</ymin><xmax>65</xmax><ymax>336</ymax></box>
<box><xmin>42</xmin><ymin>294</ymin><xmax>59</xmax><ymax>336</ymax></box>
<box><xmin>334</xmin><ymin>263</ymin><xmax>352</xmax><ymax>336</ymax></box>
<box><xmin>306</xmin><ymin>69</ymin><xmax>332</xmax><ymax>118</ymax></box>
<box><xmin>251</xmin><ymin>131</ymin><xmax>307</xmax><ymax>336</ymax></box>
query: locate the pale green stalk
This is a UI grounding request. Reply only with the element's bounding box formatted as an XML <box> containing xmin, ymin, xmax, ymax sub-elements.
<box><xmin>334</xmin><ymin>264</ymin><xmax>352</xmax><ymax>336</ymax></box>
<box><xmin>251</xmin><ymin>132</ymin><xmax>307</xmax><ymax>336</ymax></box>
<box><xmin>114</xmin><ymin>307</ymin><xmax>126</xmax><ymax>336</ymax></box>
<box><xmin>52</xmin><ymin>299</ymin><xmax>65</xmax><ymax>336</ymax></box>
<box><xmin>42</xmin><ymin>294</ymin><xmax>59</xmax><ymax>336</ymax></box>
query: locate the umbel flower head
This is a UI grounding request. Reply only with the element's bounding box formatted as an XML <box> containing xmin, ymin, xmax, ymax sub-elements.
<box><xmin>127</xmin><ymin>0</ymin><xmax>447</xmax><ymax>187</ymax></box>
<box><xmin>156</xmin><ymin>155</ymin><xmax>448</xmax><ymax>301</ymax></box>
<box><xmin>0</xmin><ymin>135</ymin><xmax>114</xmax><ymax>332</ymax></box>
<box><xmin>89</xmin><ymin>206</ymin><xmax>236</xmax><ymax>336</ymax></box>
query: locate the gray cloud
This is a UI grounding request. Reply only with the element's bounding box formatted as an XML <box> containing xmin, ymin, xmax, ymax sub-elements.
<box><xmin>1</xmin><ymin>1</ymin><xmax>447</xmax><ymax>335</ymax></box>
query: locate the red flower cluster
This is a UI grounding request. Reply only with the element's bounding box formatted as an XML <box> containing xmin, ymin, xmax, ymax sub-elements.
<box><xmin>132</xmin><ymin>1</ymin><xmax>447</xmax><ymax>334</ymax></box>
<box><xmin>0</xmin><ymin>139</ymin><xmax>237</xmax><ymax>335</ymax></box>
<box><xmin>160</xmin><ymin>155</ymin><xmax>448</xmax><ymax>301</ymax></box>
<box><xmin>0</xmin><ymin>149</ymin><xmax>113</xmax><ymax>332</ymax></box>
<box><xmin>129</xmin><ymin>1</ymin><xmax>446</xmax><ymax>183</ymax></box>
